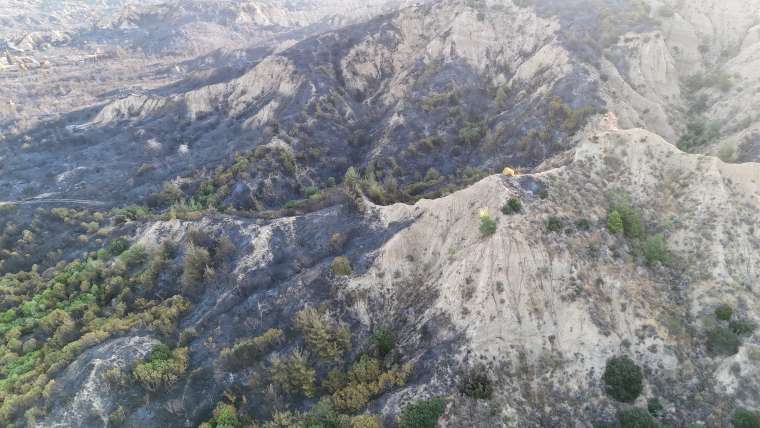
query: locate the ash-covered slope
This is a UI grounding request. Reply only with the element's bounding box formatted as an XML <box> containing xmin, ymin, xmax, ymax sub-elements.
<box><xmin>27</xmin><ymin>122</ymin><xmax>760</xmax><ymax>427</ymax></box>
<box><xmin>3</xmin><ymin>0</ymin><xmax>654</xmax><ymax>209</ymax></box>
<box><xmin>4</xmin><ymin>0</ymin><xmax>760</xmax><ymax>209</ymax></box>
<box><xmin>0</xmin><ymin>0</ymin><xmax>422</xmax><ymax>56</ymax></box>
<box><xmin>0</xmin><ymin>0</ymin><xmax>419</xmax><ymax>141</ymax></box>
<box><xmin>2</xmin><ymin>1</ymin><xmax>760</xmax><ymax>427</ymax></box>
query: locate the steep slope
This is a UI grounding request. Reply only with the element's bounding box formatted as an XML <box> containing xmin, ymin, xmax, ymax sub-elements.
<box><xmin>0</xmin><ymin>0</ymin><xmax>419</xmax><ymax>149</ymax></box>
<box><xmin>616</xmin><ymin>0</ymin><xmax>760</xmax><ymax>160</ymax></box>
<box><xmin>17</xmin><ymin>122</ymin><xmax>758</xmax><ymax>427</ymax></box>
<box><xmin>0</xmin><ymin>0</ymin><xmax>421</xmax><ymax>54</ymax></box>
<box><xmin>2</xmin><ymin>1</ymin><xmax>760</xmax><ymax>427</ymax></box>
<box><xmin>3</xmin><ymin>0</ymin><xmax>639</xmax><ymax>209</ymax></box>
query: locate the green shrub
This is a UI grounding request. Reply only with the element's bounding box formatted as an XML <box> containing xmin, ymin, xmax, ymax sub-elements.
<box><xmin>181</xmin><ymin>244</ymin><xmax>211</xmax><ymax>290</ymax></box>
<box><xmin>132</xmin><ymin>344</ymin><xmax>189</xmax><ymax>392</ymax></box>
<box><xmin>304</xmin><ymin>186</ymin><xmax>320</xmax><ymax>198</ymax></box>
<box><xmin>344</xmin><ymin>167</ymin><xmax>361</xmax><ymax>192</ymax></box>
<box><xmin>647</xmin><ymin>398</ymin><xmax>663</xmax><ymax>417</ymax></box>
<box><xmin>501</xmin><ymin>197</ymin><xmax>522</xmax><ymax>215</ymax></box>
<box><xmin>350</xmin><ymin>414</ymin><xmax>381</xmax><ymax>428</ymax></box>
<box><xmin>370</xmin><ymin>328</ymin><xmax>395</xmax><ymax>357</ymax></box>
<box><xmin>459</xmin><ymin>365</ymin><xmax>493</xmax><ymax>400</ymax></box>
<box><xmin>715</xmin><ymin>304</ymin><xmax>734</xmax><ymax>321</ymax></box>
<box><xmin>331</xmin><ymin>256</ymin><xmax>353</xmax><ymax>276</ymax></box>
<box><xmin>203</xmin><ymin>402</ymin><xmax>241</xmax><ymax>428</ymax></box>
<box><xmin>302</xmin><ymin>399</ymin><xmax>348</xmax><ymax>428</ymax></box>
<box><xmin>221</xmin><ymin>328</ymin><xmax>284</xmax><ymax>370</ymax></box>
<box><xmin>642</xmin><ymin>234</ymin><xmax>670</xmax><ymax>265</ymax></box>
<box><xmin>607</xmin><ymin>210</ymin><xmax>624</xmax><ymax>234</ymax></box>
<box><xmin>610</xmin><ymin>195</ymin><xmax>644</xmax><ymax>239</ymax></box>
<box><xmin>398</xmin><ymin>398</ymin><xmax>447</xmax><ymax>428</ymax></box>
<box><xmin>546</xmin><ymin>216</ymin><xmax>563</xmax><ymax>233</ymax></box>
<box><xmin>677</xmin><ymin>120</ymin><xmax>721</xmax><ymax>152</ymax></box>
<box><xmin>108</xmin><ymin>406</ymin><xmax>126</xmax><ymax>426</ymax></box>
<box><xmin>424</xmin><ymin>168</ymin><xmax>441</xmax><ymax>182</ymax></box>
<box><xmin>293</xmin><ymin>307</ymin><xmax>351</xmax><ymax>361</ymax></box>
<box><xmin>618</xmin><ymin>408</ymin><xmax>658</xmax><ymax>428</ymax></box>
<box><xmin>459</xmin><ymin>124</ymin><xmax>484</xmax><ymax>145</ymax></box>
<box><xmin>107</xmin><ymin>239</ymin><xmax>130</xmax><ymax>256</ymax></box>
<box><xmin>707</xmin><ymin>327</ymin><xmax>740</xmax><ymax>355</ymax></box>
<box><xmin>576</xmin><ymin>218</ymin><xmax>591</xmax><ymax>231</ymax></box>
<box><xmin>190</xmin><ymin>181</ymin><xmax>220</xmax><ymax>210</ymax></box>
<box><xmin>733</xmin><ymin>408</ymin><xmax>760</xmax><ymax>428</ymax></box>
<box><xmin>269</xmin><ymin>349</ymin><xmax>316</xmax><ymax>397</ymax></box>
<box><xmin>730</xmin><ymin>319</ymin><xmax>756</xmax><ymax>336</ymax></box>
<box><xmin>603</xmin><ymin>355</ymin><xmax>643</xmax><ymax>403</ymax></box>
<box><xmin>331</xmin><ymin>355</ymin><xmax>411</xmax><ymax>413</ymax></box>
<box><xmin>479</xmin><ymin>214</ymin><xmax>497</xmax><ymax>236</ymax></box>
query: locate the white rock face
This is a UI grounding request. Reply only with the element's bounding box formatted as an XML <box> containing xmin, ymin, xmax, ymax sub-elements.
<box><xmin>639</xmin><ymin>0</ymin><xmax>760</xmax><ymax>157</ymax></box>
<box><xmin>348</xmin><ymin>125</ymin><xmax>760</xmax><ymax>418</ymax></box>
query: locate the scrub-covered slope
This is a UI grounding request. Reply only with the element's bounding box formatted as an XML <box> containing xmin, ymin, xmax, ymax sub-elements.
<box><xmin>2</xmin><ymin>1</ymin><xmax>760</xmax><ymax>427</ymax></box>
<box><xmin>6</xmin><ymin>123</ymin><xmax>757</xmax><ymax>427</ymax></box>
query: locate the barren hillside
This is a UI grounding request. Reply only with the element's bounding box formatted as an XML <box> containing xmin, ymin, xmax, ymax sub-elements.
<box><xmin>1</xmin><ymin>1</ymin><xmax>759</xmax><ymax>427</ymax></box>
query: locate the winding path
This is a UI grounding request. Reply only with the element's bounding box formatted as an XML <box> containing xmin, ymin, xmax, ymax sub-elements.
<box><xmin>0</xmin><ymin>198</ymin><xmax>107</xmax><ymax>207</ymax></box>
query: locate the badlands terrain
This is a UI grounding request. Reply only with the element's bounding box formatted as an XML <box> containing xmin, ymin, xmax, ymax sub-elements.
<box><xmin>1</xmin><ymin>0</ymin><xmax>760</xmax><ymax>427</ymax></box>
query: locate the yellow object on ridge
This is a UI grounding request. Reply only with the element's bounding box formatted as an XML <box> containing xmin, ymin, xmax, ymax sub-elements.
<box><xmin>502</xmin><ymin>167</ymin><xmax>517</xmax><ymax>177</ymax></box>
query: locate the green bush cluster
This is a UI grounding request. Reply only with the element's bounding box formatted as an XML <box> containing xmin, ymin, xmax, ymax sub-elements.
<box><xmin>149</xmin><ymin>142</ymin><xmax>314</xmax><ymax>214</ymax></box>
<box><xmin>346</xmin><ymin>162</ymin><xmax>490</xmax><ymax>207</ymax></box>
<box><xmin>0</xmin><ymin>241</ymin><xmax>191</xmax><ymax>423</ymax></box>
<box><xmin>398</xmin><ymin>398</ymin><xmax>447</xmax><ymax>428</ymax></box>
<box><xmin>677</xmin><ymin>120</ymin><xmax>721</xmax><ymax>152</ymax></box>
<box><xmin>479</xmin><ymin>214</ymin><xmax>497</xmax><ymax>236</ymax></box>
<box><xmin>330</xmin><ymin>355</ymin><xmax>412</xmax><ymax>413</ymax></box>
<box><xmin>548</xmin><ymin>97</ymin><xmax>599</xmax><ymax>132</ymax></box>
<box><xmin>715</xmin><ymin>304</ymin><xmax>734</xmax><ymax>321</ymax></box>
<box><xmin>707</xmin><ymin>304</ymin><xmax>755</xmax><ymax>356</ymax></box>
<box><xmin>200</xmin><ymin>402</ymin><xmax>242</xmax><ymax>428</ymax></box>
<box><xmin>608</xmin><ymin>195</ymin><xmax>644</xmax><ymax>239</ymax></box>
<box><xmin>618</xmin><ymin>408</ymin><xmax>659</xmax><ymax>428</ymax></box>
<box><xmin>575</xmin><ymin>218</ymin><xmax>591</xmax><ymax>231</ymax></box>
<box><xmin>642</xmin><ymin>234</ymin><xmax>670</xmax><ymax>265</ymax></box>
<box><xmin>108</xmin><ymin>406</ymin><xmax>127</xmax><ymax>426</ymax></box>
<box><xmin>607</xmin><ymin>193</ymin><xmax>671</xmax><ymax>266</ymax></box>
<box><xmin>272</xmin><ymin>398</ymin><xmax>380</xmax><ymax>428</ymax></box>
<box><xmin>733</xmin><ymin>408</ymin><xmax>760</xmax><ymax>428</ymax></box>
<box><xmin>730</xmin><ymin>319</ymin><xmax>756</xmax><ymax>336</ymax></box>
<box><xmin>501</xmin><ymin>197</ymin><xmax>522</xmax><ymax>215</ymax></box>
<box><xmin>269</xmin><ymin>348</ymin><xmax>317</xmax><ymax>398</ymax></box>
<box><xmin>331</xmin><ymin>257</ymin><xmax>353</xmax><ymax>276</ymax></box>
<box><xmin>459</xmin><ymin>122</ymin><xmax>485</xmax><ymax>145</ymax></box>
<box><xmin>1</xmin><ymin>206</ymin><xmax>121</xmax><ymax>274</ymax></box>
<box><xmin>603</xmin><ymin>355</ymin><xmax>643</xmax><ymax>403</ymax></box>
<box><xmin>647</xmin><ymin>398</ymin><xmax>663</xmax><ymax>417</ymax></box>
<box><xmin>132</xmin><ymin>343</ymin><xmax>189</xmax><ymax>392</ymax></box>
<box><xmin>607</xmin><ymin>210</ymin><xmax>624</xmax><ymax>234</ymax></box>
<box><xmin>221</xmin><ymin>328</ymin><xmax>284</xmax><ymax>370</ymax></box>
<box><xmin>459</xmin><ymin>365</ymin><xmax>493</xmax><ymax>400</ymax></box>
<box><xmin>180</xmin><ymin>231</ymin><xmax>233</xmax><ymax>294</ymax></box>
<box><xmin>370</xmin><ymin>328</ymin><xmax>395</xmax><ymax>357</ymax></box>
<box><xmin>546</xmin><ymin>216</ymin><xmax>563</xmax><ymax>233</ymax></box>
<box><xmin>107</xmin><ymin>238</ymin><xmax>130</xmax><ymax>257</ymax></box>
<box><xmin>181</xmin><ymin>244</ymin><xmax>211</xmax><ymax>290</ymax></box>
<box><xmin>421</xmin><ymin>90</ymin><xmax>459</xmax><ymax>112</ymax></box>
<box><xmin>707</xmin><ymin>327</ymin><xmax>740</xmax><ymax>355</ymax></box>
<box><xmin>299</xmin><ymin>399</ymin><xmax>350</xmax><ymax>428</ymax></box>
<box><xmin>293</xmin><ymin>307</ymin><xmax>351</xmax><ymax>361</ymax></box>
